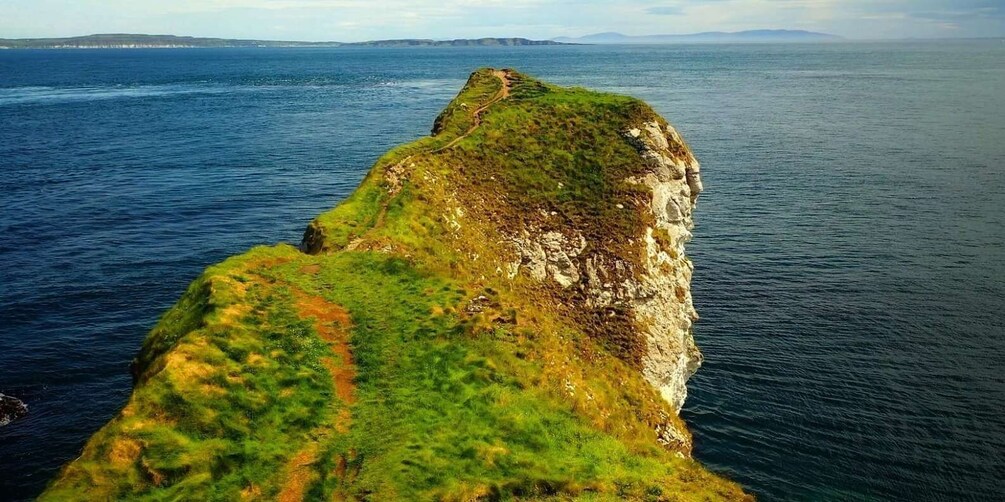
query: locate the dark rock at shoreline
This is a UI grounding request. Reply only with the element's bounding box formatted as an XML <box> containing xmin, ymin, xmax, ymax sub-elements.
<box><xmin>0</xmin><ymin>393</ymin><xmax>28</xmax><ymax>427</ymax></box>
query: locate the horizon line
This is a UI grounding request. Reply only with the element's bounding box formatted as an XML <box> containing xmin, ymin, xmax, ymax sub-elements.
<box><xmin>2</xmin><ymin>31</ymin><xmax>1002</xmax><ymax>44</ymax></box>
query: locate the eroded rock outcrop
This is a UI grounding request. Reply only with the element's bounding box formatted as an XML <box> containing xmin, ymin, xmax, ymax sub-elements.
<box><xmin>508</xmin><ymin>119</ymin><xmax>704</xmax><ymax>415</ymax></box>
<box><xmin>624</xmin><ymin>121</ymin><xmax>704</xmax><ymax>413</ymax></box>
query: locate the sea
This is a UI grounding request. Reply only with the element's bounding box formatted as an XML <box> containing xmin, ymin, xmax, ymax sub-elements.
<box><xmin>1</xmin><ymin>42</ymin><xmax>1002</xmax><ymax>501</ymax></box>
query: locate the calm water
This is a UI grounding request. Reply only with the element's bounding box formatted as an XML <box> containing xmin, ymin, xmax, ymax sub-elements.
<box><xmin>1</xmin><ymin>43</ymin><xmax>1003</xmax><ymax>501</ymax></box>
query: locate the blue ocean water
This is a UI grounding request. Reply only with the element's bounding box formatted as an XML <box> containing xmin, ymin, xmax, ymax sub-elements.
<box><xmin>1</xmin><ymin>43</ymin><xmax>1003</xmax><ymax>501</ymax></box>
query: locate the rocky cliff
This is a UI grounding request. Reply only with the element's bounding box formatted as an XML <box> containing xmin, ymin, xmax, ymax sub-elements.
<box><xmin>42</xmin><ymin>69</ymin><xmax>746</xmax><ymax>501</ymax></box>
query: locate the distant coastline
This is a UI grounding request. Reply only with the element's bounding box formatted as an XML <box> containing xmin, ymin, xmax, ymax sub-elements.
<box><xmin>554</xmin><ymin>29</ymin><xmax>844</xmax><ymax>44</ymax></box>
<box><xmin>0</xmin><ymin>30</ymin><xmax>851</xmax><ymax>50</ymax></box>
<box><xmin>2</xmin><ymin>30</ymin><xmax>1000</xmax><ymax>51</ymax></box>
<box><xmin>0</xmin><ymin>34</ymin><xmax>571</xmax><ymax>49</ymax></box>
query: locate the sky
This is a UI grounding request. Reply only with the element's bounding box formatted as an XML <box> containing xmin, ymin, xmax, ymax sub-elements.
<box><xmin>0</xmin><ymin>0</ymin><xmax>1002</xmax><ymax>41</ymax></box>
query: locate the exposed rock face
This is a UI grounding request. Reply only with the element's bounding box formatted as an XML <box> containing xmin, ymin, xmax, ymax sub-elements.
<box><xmin>0</xmin><ymin>393</ymin><xmax>28</xmax><ymax>427</ymax></box>
<box><xmin>625</xmin><ymin>121</ymin><xmax>704</xmax><ymax>413</ymax></box>
<box><xmin>510</xmin><ymin>120</ymin><xmax>704</xmax><ymax>414</ymax></box>
<box><xmin>513</xmin><ymin>229</ymin><xmax>588</xmax><ymax>287</ymax></box>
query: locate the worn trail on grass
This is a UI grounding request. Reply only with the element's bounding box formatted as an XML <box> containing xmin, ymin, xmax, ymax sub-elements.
<box><xmin>434</xmin><ymin>69</ymin><xmax>512</xmax><ymax>152</ymax></box>
<box><xmin>344</xmin><ymin>70</ymin><xmax>513</xmax><ymax>251</ymax></box>
<box><xmin>274</xmin><ymin>72</ymin><xmax>516</xmax><ymax>497</ymax></box>
<box><xmin>278</xmin><ymin>290</ymin><xmax>356</xmax><ymax>502</ymax></box>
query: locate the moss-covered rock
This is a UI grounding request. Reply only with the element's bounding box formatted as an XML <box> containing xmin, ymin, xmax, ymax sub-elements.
<box><xmin>42</xmin><ymin>69</ymin><xmax>748</xmax><ymax>501</ymax></box>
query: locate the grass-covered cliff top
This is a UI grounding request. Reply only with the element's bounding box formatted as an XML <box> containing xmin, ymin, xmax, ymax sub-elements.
<box><xmin>42</xmin><ymin>69</ymin><xmax>747</xmax><ymax>501</ymax></box>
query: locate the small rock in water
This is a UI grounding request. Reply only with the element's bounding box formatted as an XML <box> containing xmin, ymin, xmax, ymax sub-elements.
<box><xmin>0</xmin><ymin>393</ymin><xmax>29</xmax><ymax>427</ymax></box>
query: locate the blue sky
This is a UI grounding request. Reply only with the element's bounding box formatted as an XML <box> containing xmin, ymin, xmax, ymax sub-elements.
<box><xmin>1</xmin><ymin>0</ymin><xmax>1002</xmax><ymax>41</ymax></box>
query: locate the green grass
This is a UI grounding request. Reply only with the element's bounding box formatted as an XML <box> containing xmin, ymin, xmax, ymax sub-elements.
<box><xmin>42</xmin><ymin>69</ymin><xmax>747</xmax><ymax>501</ymax></box>
<box><xmin>303</xmin><ymin>69</ymin><xmax>504</xmax><ymax>254</ymax></box>
<box><xmin>280</xmin><ymin>252</ymin><xmax>739</xmax><ymax>500</ymax></box>
<box><xmin>447</xmin><ymin>86</ymin><xmax>656</xmax><ymax>241</ymax></box>
<box><xmin>41</xmin><ymin>246</ymin><xmax>343</xmax><ymax>501</ymax></box>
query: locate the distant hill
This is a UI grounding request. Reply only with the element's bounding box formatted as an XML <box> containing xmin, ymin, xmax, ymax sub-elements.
<box><xmin>0</xmin><ymin>34</ymin><xmax>335</xmax><ymax>49</ymax></box>
<box><xmin>553</xmin><ymin>30</ymin><xmax>843</xmax><ymax>44</ymax></box>
<box><xmin>347</xmin><ymin>38</ymin><xmax>567</xmax><ymax>47</ymax></box>
<box><xmin>0</xmin><ymin>34</ymin><xmax>570</xmax><ymax>49</ymax></box>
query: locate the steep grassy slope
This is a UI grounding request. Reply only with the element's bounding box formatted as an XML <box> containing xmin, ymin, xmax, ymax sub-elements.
<box><xmin>42</xmin><ymin>69</ymin><xmax>747</xmax><ymax>501</ymax></box>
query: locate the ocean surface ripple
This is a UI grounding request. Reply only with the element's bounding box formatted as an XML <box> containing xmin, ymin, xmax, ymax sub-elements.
<box><xmin>1</xmin><ymin>43</ymin><xmax>1002</xmax><ymax>501</ymax></box>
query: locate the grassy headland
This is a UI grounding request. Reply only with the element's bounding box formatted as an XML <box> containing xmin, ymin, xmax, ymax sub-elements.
<box><xmin>41</xmin><ymin>69</ymin><xmax>747</xmax><ymax>501</ymax></box>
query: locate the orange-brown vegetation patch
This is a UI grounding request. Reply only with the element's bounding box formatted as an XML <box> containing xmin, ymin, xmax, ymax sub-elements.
<box><xmin>162</xmin><ymin>345</ymin><xmax>216</xmax><ymax>382</ymax></box>
<box><xmin>277</xmin><ymin>448</ymin><xmax>319</xmax><ymax>502</ymax></box>
<box><xmin>108</xmin><ymin>438</ymin><xmax>142</xmax><ymax>468</ymax></box>
<box><xmin>334</xmin><ymin>408</ymin><xmax>352</xmax><ymax>434</ymax></box>
<box><xmin>294</xmin><ymin>291</ymin><xmax>356</xmax><ymax>404</ymax></box>
<box><xmin>219</xmin><ymin>303</ymin><xmax>252</xmax><ymax>324</ymax></box>
<box><xmin>240</xmin><ymin>483</ymin><xmax>262</xmax><ymax>500</ymax></box>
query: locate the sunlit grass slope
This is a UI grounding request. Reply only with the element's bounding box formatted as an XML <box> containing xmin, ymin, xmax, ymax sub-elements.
<box><xmin>42</xmin><ymin>69</ymin><xmax>747</xmax><ymax>501</ymax></box>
